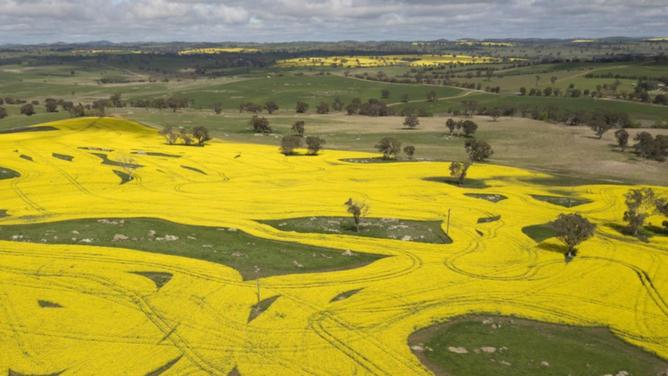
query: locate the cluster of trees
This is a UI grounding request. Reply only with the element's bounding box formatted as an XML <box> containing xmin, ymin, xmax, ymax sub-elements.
<box><xmin>447</xmin><ymin>100</ymin><xmax>636</xmax><ymax>130</ymax></box>
<box><xmin>623</xmin><ymin>188</ymin><xmax>668</xmax><ymax>237</ymax></box>
<box><xmin>448</xmin><ymin>139</ymin><xmax>493</xmax><ymax>185</ymax></box>
<box><xmin>346</xmin><ymin>98</ymin><xmax>392</xmax><ymax>117</ymax></box>
<box><xmin>612</xmin><ymin>129</ymin><xmax>667</xmax><ymax>161</ymax></box>
<box><xmin>536</xmin><ymin>187</ymin><xmax>668</xmax><ymax>261</ymax></box>
<box><xmin>237</xmin><ymin>101</ymin><xmax>280</xmax><ymax>114</ymax></box>
<box><xmin>374</xmin><ymin>137</ymin><xmax>416</xmax><ymax>160</ymax></box>
<box><xmin>632</xmin><ymin>132</ymin><xmax>668</xmax><ymax>161</ymax></box>
<box><xmin>445</xmin><ymin>118</ymin><xmax>478</xmax><ymax>137</ymax></box>
<box><xmin>279</xmin><ymin>120</ymin><xmax>325</xmax><ymax>156</ymax></box>
<box><xmin>1</xmin><ymin>97</ymin><xmax>28</xmax><ymax>105</ymax></box>
<box><xmin>159</xmin><ymin>126</ymin><xmax>210</xmax><ymax>146</ymax></box>
<box><xmin>279</xmin><ymin>135</ymin><xmax>325</xmax><ymax>156</ymax></box>
<box><xmin>126</xmin><ymin>95</ymin><xmax>190</xmax><ymax>112</ymax></box>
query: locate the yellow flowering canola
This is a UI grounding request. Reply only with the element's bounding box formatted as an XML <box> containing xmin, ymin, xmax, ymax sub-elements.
<box><xmin>275</xmin><ymin>54</ymin><xmax>508</xmax><ymax>68</ymax></box>
<box><xmin>0</xmin><ymin>118</ymin><xmax>667</xmax><ymax>375</ymax></box>
<box><xmin>178</xmin><ymin>48</ymin><xmax>259</xmax><ymax>55</ymax></box>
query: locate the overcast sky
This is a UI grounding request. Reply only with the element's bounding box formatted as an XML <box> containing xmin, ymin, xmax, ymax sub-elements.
<box><xmin>1</xmin><ymin>0</ymin><xmax>666</xmax><ymax>44</ymax></box>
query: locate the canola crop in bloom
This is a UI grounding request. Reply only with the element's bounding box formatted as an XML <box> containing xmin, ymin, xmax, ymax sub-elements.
<box><xmin>0</xmin><ymin>117</ymin><xmax>666</xmax><ymax>375</ymax></box>
<box><xmin>456</xmin><ymin>41</ymin><xmax>514</xmax><ymax>47</ymax></box>
<box><xmin>275</xmin><ymin>54</ymin><xmax>511</xmax><ymax>68</ymax></box>
<box><xmin>178</xmin><ymin>47</ymin><xmax>259</xmax><ymax>55</ymax></box>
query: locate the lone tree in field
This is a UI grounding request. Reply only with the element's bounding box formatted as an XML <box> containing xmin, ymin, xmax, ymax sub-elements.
<box><xmin>381</xmin><ymin>89</ymin><xmax>390</xmax><ymax>99</ymax></box>
<box><xmin>461</xmin><ymin>120</ymin><xmax>478</xmax><ymax>137</ymax></box>
<box><xmin>316</xmin><ymin>102</ymin><xmax>330</xmax><ymax>114</ymax></box>
<box><xmin>344</xmin><ymin>198</ymin><xmax>368</xmax><ymax>232</ymax></box>
<box><xmin>375</xmin><ymin>137</ymin><xmax>402</xmax><ymax>160</ymax></box>
<box><xmin>551</xmin><ymin>213</ymin><xmax>595</xmax><ymax>259</ymax></box>
<box><xmin>623</xmin><ymin>188</ymin><xmax>656</xmax><ymax>236</ymax></box>
<box><xmin>250</xmin><ymin>115</ymin><xmax>272</xmax><ymax>134</ymax></box>
<box><xmin>446</xmin><ymin>118</ymin><xmax>456</xmax><ymax>135</ymax></box>
<box><xmin>403</xmin><ymin>145</ymin><xmax>415</xmax><ymax>159</ymax></box>
<box><xmin>192</xmin><ymin>126</ymin><xmax>211</xmax><ymax>146</ymax></box>
<box><xmin>20</xmin><ymin>103</ymin><xmax>35</xmax><ymax>116</ymax></box>
<box><xmin>614</xmin><ymin>128</ymin><xmax>629</xmax><ymax>151</ymax></box>
<box><xmin>280</xmin><ymin>135</ymin><xmax>302</xmax><ymax>155</ymax></box>
<box><xmin>465</xmin><ymin>139</ymin><xmax>493</xmax><ymax>162</ymax></box>
<box><xmin>403</xmin><ymin>114</ymin><xmax>419</xmax><ymax>129</ymax></box>
<box><xmin>305</xmin><ymin>136</ymin><xmax>325</xmax><ymax>155</ymax></box>
<box><xmin>213</xmin><ymin>103</ymin><xmax>223</xmax><ymax>114</ymax></box>
<box><xmin>292</xmin><ymin>121</ymin><xmax>305</xmax><ymax>136</ymax></box>
<box><xmin>401</xmin><ymin>93</ymin><xmax>409</xmax><ymax>103</ymax></box>
<box><xmin>449</xmin><ymin>161</ymin><xmax>471</xmax><ymax>185</ymax></box>
<box><xmin>296</xmin><ymin>101</ymin><xmax>309</xmax><ymax>113</ymax></box>
<box><xmin>264</xmin><ymin>101</ymin><xmax>279</xmax><ymax>114</ymax></box>
<box><xmin>0</xmin><ymin>107</ymin><xmax>7</xmax><ymax>119</ymax></box>
<box><xmin>427</xmin><ymin>91</ymin><xmax>437</xmax><ymax>103</ymax></box>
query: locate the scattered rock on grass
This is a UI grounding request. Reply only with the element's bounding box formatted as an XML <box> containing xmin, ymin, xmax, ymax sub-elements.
<box><xmin>447</xmin><ymin>346</ymin><xmax>468</xmax><ymax>354</ymax></box>
<box><xmin>112</xmin><ymin>234</ymin><xmax>129</xmax><ymax>242</ymax></box>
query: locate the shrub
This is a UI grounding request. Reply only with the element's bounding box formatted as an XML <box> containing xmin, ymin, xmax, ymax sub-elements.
<box><xmin>316</xmin><ymin>102</ymin><xmax>330</xmax><ymax>114</ymax></box>
<box><xmin>296</xmin><ymin>101</ymin><xmax>309</xmax><ymax>113</ymax></box>
<box><xmin>20</xmin><ymin>103</ymin><xmax>35</xmax><ymax>116</ymax></box>
<box><xmin>403</xmin><ymin>145</ymin><xmax>415</xmax><ymax>159</ymax></box>
<box><xmin>305</xmin><ymin>136</ymin><xmax>325</xmax><ymax>155</ymax></box>
<box><xmin>280</xmin><ymin>135</ymin><xmax>302</xmax><ymax>155</ymax></box>
<box><xmin>264</xmin><ymin>101</ymin><xmax>279</xmax><ymax>114</ymax></box>
<box><xmin>403</xmin><ymin>114</ymin><xmax>419</xmax><ymax>129</ymax></box>
<box><xmin>250</xmin><ymin>116</ymin><xmax>272</xmax><ymax>134</ymax></box>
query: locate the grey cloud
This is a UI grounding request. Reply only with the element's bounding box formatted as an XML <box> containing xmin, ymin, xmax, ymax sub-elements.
<box><xmin>0</xmin><ymin>0</ymin><xmax>665</xmax><ymax>44</ymax></box>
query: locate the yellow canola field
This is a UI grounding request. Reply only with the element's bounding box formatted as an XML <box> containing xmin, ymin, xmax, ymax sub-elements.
<box><xmin>275</xmin><ymin>54</ymin><xmax>509</xmax><ymax>68</ymax></box>
<box><xmin>0</xmin><ymin>117</ymin><xmax>667</xmax><ymax>375</ymax></box>
<box><xmin>178</xmin><ymin>47</ymin><xmax>259</xmax><ymax>55</ymax></box>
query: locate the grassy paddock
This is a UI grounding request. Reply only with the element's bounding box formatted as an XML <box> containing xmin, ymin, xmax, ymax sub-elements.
<box><xmin>0</xmin><ymin>217</ymin><xmax>384</xmax><ymax>279</ymax></box>
<box><xmin>409</xmin><ymin>315</ymin><xmax>668</xmax><ymax>376</ymax></box>
<box><xmin>263</xmin><ymin>216</ymin><xmax>452</xmax><ymax>244</ymax></box>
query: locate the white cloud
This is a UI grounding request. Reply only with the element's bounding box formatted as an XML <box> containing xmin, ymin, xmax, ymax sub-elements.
<box><xmin>0</xmin><ymin>0</ymin><xmax>665</xmax><ymax>43</ymax></box>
